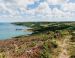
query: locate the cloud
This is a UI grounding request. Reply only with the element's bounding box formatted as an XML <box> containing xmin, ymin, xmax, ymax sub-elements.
<box><xmin>62</xmin><ymin>3</ymin><xmax>75</xmax><ymax>11</ymax></box>
<box><xmin>46</xmin><ymin>0</ymin><xmax>66</xmax><ymax>5</ymax></box>
<box><xmin>0</xmin><ymin>0</ymin><xmax>75</xmax><ymax>22</ymax></box>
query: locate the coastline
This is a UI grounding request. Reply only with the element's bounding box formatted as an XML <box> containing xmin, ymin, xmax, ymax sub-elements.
<box><xmin>0</xmin><ymin>22</ymin><xmax>74</xmax><ymax>58</ymax></box>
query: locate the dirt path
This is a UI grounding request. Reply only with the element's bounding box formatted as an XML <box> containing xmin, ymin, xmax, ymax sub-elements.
<box><xmin>58</xmin><ymin>36</ymin><xmax>71</xmax><ymax>58</ymax></box>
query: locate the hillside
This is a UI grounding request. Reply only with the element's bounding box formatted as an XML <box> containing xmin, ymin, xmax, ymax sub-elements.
<box><xmin>0</xmin><ymin>22</ymin><xmax>75</xmax><ymax>58</ymax></box>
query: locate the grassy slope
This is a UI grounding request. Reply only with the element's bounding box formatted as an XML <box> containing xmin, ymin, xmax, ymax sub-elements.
<box><xmin>0</xmin><ymin>22</ymin><xmax>75</xmax><ymax>58</ymax></box>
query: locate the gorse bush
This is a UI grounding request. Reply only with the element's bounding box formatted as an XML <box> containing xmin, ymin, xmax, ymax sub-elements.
<box><xmin>30</xmin><ymin>42</ymin><xmax>36</xmax><ymax>47</ymax></box>
<box><xmin>0</xmin><ymin>53</ymin><xmax>5</xmax><ymax>58</ymax></box>
<box><xmin>40</xmin><ymin>41</ymin><xmax>52</xmax><ymax>58</ymax></box>
<box><xmin>70</xmin><ymin>55</ymin><xmax>75</xmax><ymax>58</ymax></box>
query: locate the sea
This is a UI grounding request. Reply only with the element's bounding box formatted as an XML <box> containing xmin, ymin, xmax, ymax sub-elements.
<box><xmin>0</xmin><ymin>23</ymin><xmax>32</xmax><ymax>40</ymax></box>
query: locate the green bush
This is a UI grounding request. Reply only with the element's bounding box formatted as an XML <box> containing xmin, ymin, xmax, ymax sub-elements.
<box><xmin>40</xmin><ymin>41</ymin><xmax>52</xmax><ymax>58</ymax></box>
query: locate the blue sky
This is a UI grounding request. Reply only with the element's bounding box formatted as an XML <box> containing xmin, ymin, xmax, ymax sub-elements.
<box><xmin>0</xmin><ymin>0</ymin><xmax>75</xmax><ymax>22</ymax></box>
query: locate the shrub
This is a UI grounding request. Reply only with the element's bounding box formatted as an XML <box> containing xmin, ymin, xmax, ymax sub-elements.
<box><xmin>40</xmin><ymin>41</ymin><xmax>52</xmax><ymax>58</ymax></box>
<box><xmin>70</xmin><ymin>55</ymin><xmax>75</xmax><ymax>58</ymax></box>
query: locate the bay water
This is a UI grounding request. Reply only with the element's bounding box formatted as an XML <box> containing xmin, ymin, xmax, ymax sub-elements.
<box><xmin>0</xmin><ymin>23</ymin><xmax>32</xmax><ymax>40</ymax></box>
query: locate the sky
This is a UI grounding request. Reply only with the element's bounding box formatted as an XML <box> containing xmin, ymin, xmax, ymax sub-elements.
<box><xmin>0</xmin><ymin>0</ymin><xmax>75</xmax><ymax>22</ymax></box>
